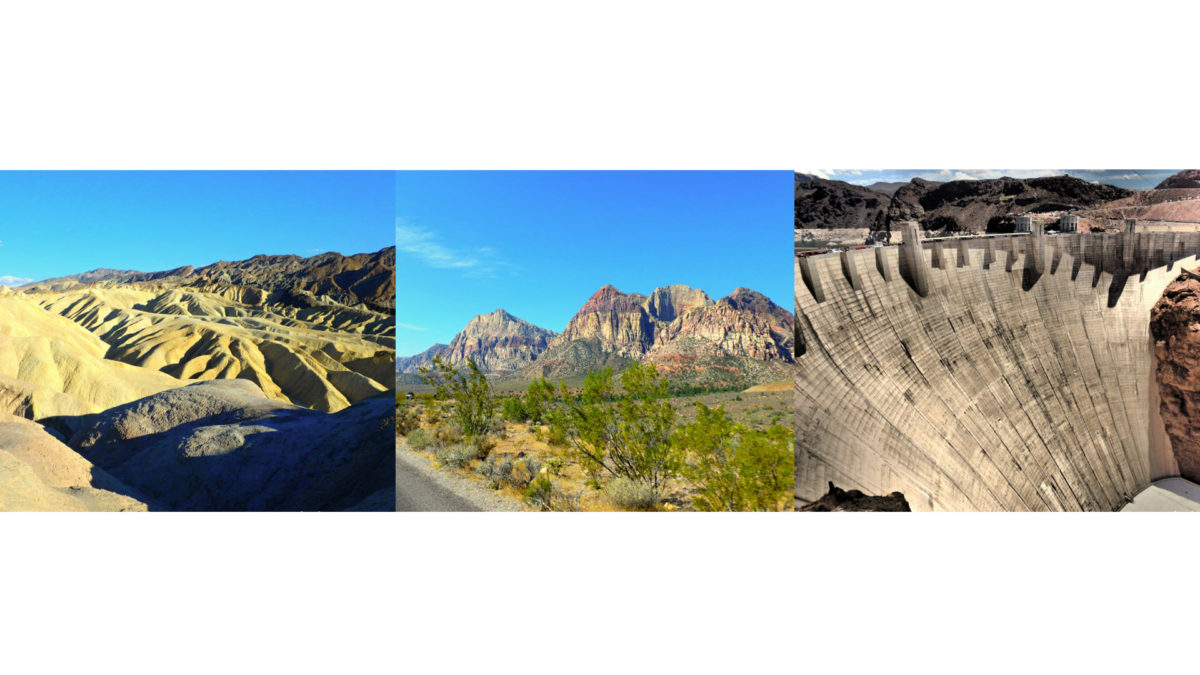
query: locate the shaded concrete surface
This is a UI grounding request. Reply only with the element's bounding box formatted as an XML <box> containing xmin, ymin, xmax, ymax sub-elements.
<box><xmin>1121</xmin><ymin>477</ymin><xmax>1200</xmax><ymax>512</ymax></box>
<box><xmin>796</xmin><ymin>229</ymin><xmax>1200</xmax><ymax>511</ymax></box>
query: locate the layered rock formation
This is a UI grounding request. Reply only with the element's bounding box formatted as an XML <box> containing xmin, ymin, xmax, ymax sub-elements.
<box><xmin>1151</xmin><ymin>270</ymin><xmax>1200</xmax><ymax>483</ymax></box>
<box><xmin>22</xmin><ymin>255</ymin><xmax>395</xmax><ymax>413</ymax></box>
<box><xmin>29</xmin><ymin>283</ymin><xmax>388</xmax><ymax>410</ymax></box>
<box><xmin>0</xmin><ymin>288</ymin><xmax>180</xmax><ymax>420</ymax></box>
<box><xmin>0</xmin><ymin>248</ymin><xmax>395</xmax><ymax>511</ymax></box>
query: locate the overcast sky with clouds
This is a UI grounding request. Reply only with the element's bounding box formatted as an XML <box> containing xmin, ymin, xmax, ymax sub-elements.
<box><xmin>395</xmin><ymin>171</ymin><xmax>791</xmax><ymax>356</ymax></box>
<box><xmin>797</xmin><ymin>169</ymin><xmax>1182</xmax><ymax>190</ymax></box>
<box><xmin>0</xmin><ymin>171</ymin><xmax>393</xmax><ymax>288</ymax></box>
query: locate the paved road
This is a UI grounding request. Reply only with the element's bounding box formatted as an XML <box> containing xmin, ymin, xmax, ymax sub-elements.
<box><xmin>395</xmin><ymin>445</ymin><xmax>480</xmax><ymax>512</ymax></box>
<box><xmin>396</xmin><ymin>437</ymin><xmax>484</xmax><ymax>509</ymax></box>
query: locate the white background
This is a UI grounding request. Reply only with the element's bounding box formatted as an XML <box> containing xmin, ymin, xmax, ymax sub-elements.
<box><xmin>2</xmin><ymin>1</ymin><xmax>1199</xmax><ymax>673</ymax></box>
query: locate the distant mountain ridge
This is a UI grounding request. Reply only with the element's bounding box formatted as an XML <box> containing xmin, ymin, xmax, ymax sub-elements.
<box><xmin>796</xmin><ymin>173</ymin><xmax>1133</xmax><ymax>235</ymax></box>
<box><xmin>24</xmin><ymin>247</ymin><xmax>396</xmax><ymax>313</ymax></box>
<box><xmin>399</xmin><ymin>283</ymin><xmax>794</xmax><ymax>389</ymax></box>
<box><xmin>1157</xmin><ymin>170</ymin><xmax>1200</xmax><ymax>189</ymax></box>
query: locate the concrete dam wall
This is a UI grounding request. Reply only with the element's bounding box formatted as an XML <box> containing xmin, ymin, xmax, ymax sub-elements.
<box><xmin>794</xmin><ymin>224</ymin><xmax>1200</xmax><ymax>511</ymax></box>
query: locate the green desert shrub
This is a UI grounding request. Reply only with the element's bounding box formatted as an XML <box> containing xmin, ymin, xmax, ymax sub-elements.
<box><xmin>418</xmin><ymin>356</ymin><xmax>497</xmax><ymax>438</ymax></box>
<box><xmin>433</xmin><ymin>423</ymin><xmax>464</xmax><ymax>446</ymax></box>
<box><xmin>674</xmin><ymin>403</ymin><xmax>793</xmax><ymax>511</ymax></box>
<box><xmin>435</xmin><ymin>443</ymin><xmax>479</xmax><ymax>469</ymax></box>
<box><xmin>554</xmin><ymin>362</ymin><xmax>680</xmax><ymax>498</ymax></box>
<box><xmin>523</xmin><ymin>377</ymin><xmax>556</xmax><ymax>424</ymax></box>
<box><xmin>603</xmin><ymin>477</ymin><xmax>658</xmax><ymax>511</ymax></box>
<box><xmin>523</xmin><ymin>475</ymin><xmax>554</xmax><ymax>510</ymax></box>
<box><xmin>477</xmin><ymin>453</ymin><xmax>542</xmax><ymax>488</ymax></box>
<box><xmin>501</xmin><ymin>396</ymin><xmax>529</xmax><ymax>423</ymax></box>
<box><xmin>395</xmin><ymin>398</ymin><xmax>420</xmax><ymax>436</ymax></box>
<box><xmin>523</xmin><ymin>475</ymin><xmax>580</xmax><ymax>512</ymax></box>
<box><xmin>470</xmin><ymin>433</ymin><xmax>497</xmax><ymax>461</ymax></box>
<box><xmin>545</xmin><ymin>423</ymin><xmax>568</xmax><ymax>448</ymax></box>
<box><xmin>477</xmin><ymin>454</ymin><xmax>513</xmax><ymax>485</ymax></box>
<box><xmin>543</xmin><ymin>455</ymin><xmax>566</xmax><ymax>476</ymax></box>
<box><xmin>406</xmin><ymin>427</ymin><xmax>435</xmax><ymax>450</ymax></box>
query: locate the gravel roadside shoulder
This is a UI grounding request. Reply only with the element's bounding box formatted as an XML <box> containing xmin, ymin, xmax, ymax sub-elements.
<box><xmin>396</xmin><ymin>436</ymin><xmax>527</xmax><ymax>512</ymax></box>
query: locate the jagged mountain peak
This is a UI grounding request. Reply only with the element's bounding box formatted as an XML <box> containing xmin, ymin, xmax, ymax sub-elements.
<box><xmin>399</xmin><ymin>308</ymin><xmax>555</xmax><ymax>375</ymax></box>
<box><xmin>401</xmin><ymin>284</ymin><xmax>793</xmax><ymax>387</ymax></box>
<box><xmin>719</xmin><ymin>287</ymin><xmax>778</xmax><ymax>312</ymax></box>
<box><xmin>577</xmin><ymin>284</ymin><xmax>647</xmax><ymax>314</ymax></box>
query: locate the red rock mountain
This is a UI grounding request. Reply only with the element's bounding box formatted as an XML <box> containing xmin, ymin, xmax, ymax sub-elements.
<box><xmin>401</xmin><ymin>284</ymin><xmax>794</xmax><ymax>388</ymax></box>
<box><xmin>555</xmin><ymin>284</ymin><xmax>657</xmax><ymax>355</ymax></box>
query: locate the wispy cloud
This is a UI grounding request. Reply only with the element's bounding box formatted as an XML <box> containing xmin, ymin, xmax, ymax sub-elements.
<box><xmin>395</xmin><ymin>219</ymin><xmax>519</xmax><ymax>278</ymax></box>
<box><xmin>796</xmin><ymin>169</ymin><xmax>834</xmax><ymax>179</ymax></box>
<box><xmin>0</xmin><ymin>240</ymin><xmax>5</xmax><ymax>247</ymax></box>
<box><xmin>0</xmin><ymin>275</ymin><xmax>32</xmax><ymax>287</ymax></box>
<box><xmin>397</xmin><ymin>322</ymin><xmax>427</xmax><ymax>331</ymax></box>
<box><xmin>921</xmin><ymin>169</ymin><xmax>1066</xmax><ymax>182</ymax></box>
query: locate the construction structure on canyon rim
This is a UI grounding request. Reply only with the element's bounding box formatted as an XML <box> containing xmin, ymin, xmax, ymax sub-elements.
<box><xmin>794</xmin><ymin>220</ymin><xmax>1200</xmax><ymax>511</ymax></box>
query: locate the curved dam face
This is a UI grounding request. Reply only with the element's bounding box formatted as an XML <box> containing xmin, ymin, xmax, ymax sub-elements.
<box><xmin>795</xmin><ymin>224</ymin><xmax>1200</xmax><ymax>511</ymax></box>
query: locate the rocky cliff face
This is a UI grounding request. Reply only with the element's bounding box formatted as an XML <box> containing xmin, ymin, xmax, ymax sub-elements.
<box><xmin>554</xmin><ymin>284</ymin><xmax>656</xmax><ymax>356</ymax></box>
<box><xmin>436</xmin><ymin>309</ymin><xmax>556</xmax><ymax>373</ymax></box>
<box><xmin>650</xmin><ymin>288</ymin><xmax>793</xmax><ymax>362</ymax></box>
<box><xmin>794</xmin><ymin>174</ymin><xmax>889</xmax><ymax>230</ymax></box>
<box><xmin>1151</xmin><ymin>271</ymin><xmax>1200</xmax><ymax>482</ymax></box>
<box><xmin>797</xmin><ymin>173</ymin><xmax>1132</xmax><ymax>235</ymax></box>
<box><xmin>644</xmin><ymin>284</ymin><xmax>713</xmax><ymax>323</ymax></box>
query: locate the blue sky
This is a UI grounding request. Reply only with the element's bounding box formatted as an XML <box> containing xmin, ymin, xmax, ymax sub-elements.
<box><xmin>0</xmin><ymin>171</ymin><xmax>393</xmax><ymax>287</ymax></box>
<box><xmin>396</xmin><ymin>171</ymin><xmax>791</xmax><ymax>356</ymax></box>
<box><xmin>798</xmin><ymin>169</ymin><xmax>1181</xmax><ymax>190</ymax></box>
